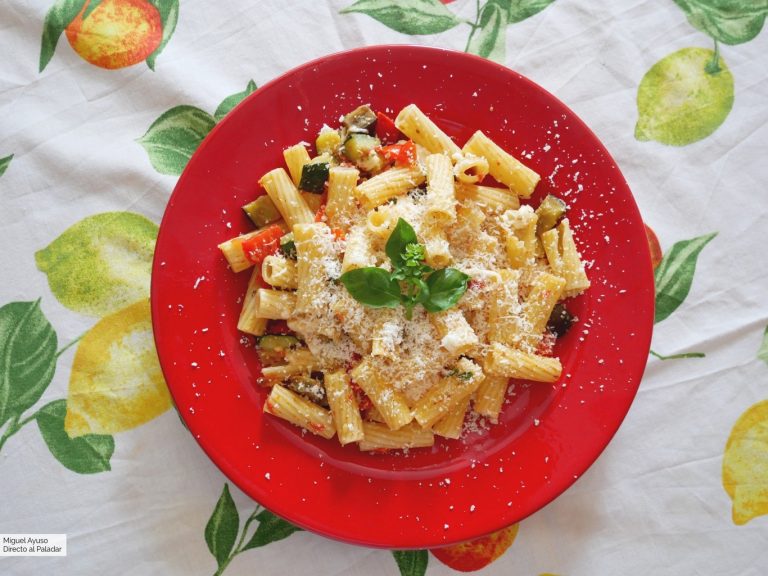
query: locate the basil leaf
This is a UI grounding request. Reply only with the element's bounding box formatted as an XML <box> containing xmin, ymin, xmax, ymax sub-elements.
<box><xmin>340</xmin><ymin>268</ymin><xmax>402</xmax><ymax>308</ymax></box>
<box><xmin>414</xmin><ymin>278</ymin><xmax>430</xmax><ymax>304</ymax></box>
<box><xmin>423</xmin><ymin>268</ymin><xmax>470</xmax><ymax>312</ymax></box>
<box><xmin>385</xmin><ymin>218</ymin><xmax>418</xmax><ymax>269</ymax></box>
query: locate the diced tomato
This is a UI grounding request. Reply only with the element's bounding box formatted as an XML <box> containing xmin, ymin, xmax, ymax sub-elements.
<box><xmin>375</xmin><ymin>111</ymin><xmax>402</xmax><ymax>144</ymax></box>
<box><xmin>331</xmin><ymin>227</ymin><xmax>346</xmax><ymax>241</ymax></box>
<box><xmin>314</xmin><ymin>203</ymin><xmax>327</xmax><ymax>222</ymax></box>
<box><xmin>350</xmin><ymin>381</ymin><xmax>373</xmax><ymax>412</ymax></box>
<box><xmin>241</xmin><ymin>224</ymin><xmax>283</xmax><ymax>265</ymax></box>
<box><xmin>266</xmin><ymin>320</ymin><xmax>292</xmax><ymax>335</ymax></box>
<box><xmin>536</xmin><ymin>331</ymin><xmax>557</xmax><ymax>357</ymax></box>
<box><xmin>378</xmin><ymin>140</ymin><xmax>416</xmax><ymax>167</ymax></box>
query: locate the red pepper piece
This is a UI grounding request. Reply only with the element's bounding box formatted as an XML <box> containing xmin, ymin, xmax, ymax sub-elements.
<box><xmin>240</xmin><ymin>224</ymin><xmax>283</xmax><ymax>265</ymax></box>
<box><xmin>375</xmin><ymin>111</ymin><xmax>402</xmax><ymax>144</ymax></box>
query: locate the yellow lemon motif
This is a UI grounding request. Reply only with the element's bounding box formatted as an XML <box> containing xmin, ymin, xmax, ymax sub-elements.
<box><xmin>35</xmin><ymin>212</ymin><xmax>157</xmax><ymax>318</ymax></box>
<box><xmin>722</xmin><ymin>400</ymin><xmax>768</xmax><ymax>525</ymax></box>
<box><xmin>635</xmin><ymin>47</ymin><xmax>734</xmax><ymax>146</ymax></box>
<box><xmin>64</xmin><ymin>298</ymin><xmax>170</xmax><ymax>437</ymax></box>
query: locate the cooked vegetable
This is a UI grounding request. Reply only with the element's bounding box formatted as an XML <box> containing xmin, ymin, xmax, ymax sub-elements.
<box><xmin>258</xmin><ymin>334</ymin><xmax>301</xmax><ymax>351</ymax></box>
<box><xmin>375</xmin><ymin>111</ymin><xmax>401</xmax><ymax>144</ymax></box>
<box><xmin>257</xmin><ymin>334</ymin><xmax>301</xmax><ymax>365</ymax></box>
<box><xmin>343</xmin><ymin>133</ymin><xmax>380</xmax><ymax>161</ymax></box>
<box><xmin>343</xmin><ymin>104</ymin><xmax>377</xmax><ymax>134</ymax></box>
<box><xmin>343</xmin><ymin>133</ymin><xmax>382</xmax><ymax>172</ymax></box>
<box><xmin>299</xmin><ymin>162</ymin><xmax>330</xmax><ymax>193</ymax></box>
<box><xmin>547</xmin><ymin>303</ymin><xmax>574</xmax><ymax>337</ymax></box>
<box><xmin>240</xmin><ymin>224</ymin><xmax>284</xmax><ymax>265</ymax></box>
<box><xmin>279</xmin><ymin>232</ymin><xmax>296</xmax><ymax>260</ymax></box>
<box><xmin>535</xmin><ymin>194</ymin><xmax>567</xmax><ymax>236</ymax></box>
<box><xmin>242</xmin><ymin>196</ymin><xmax>281</xmax><ymax>227</ymax></box>
<box><xmin>378</xmin><ymin>140</ymin><xmax>416</xmax><ymax>167</ymax></box>
<box><xmin>316</xmin><ymin>127</ymin><xmax>341</xmax><ymax>156</ymax></box>
<box><xmin>284</xmin><ymin>374</ymin><xmax>327</xmax><ymax>407</ymax></box>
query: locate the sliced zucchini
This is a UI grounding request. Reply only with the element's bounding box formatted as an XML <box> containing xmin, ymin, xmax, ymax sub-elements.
<box><xmin>258</xmin><ymin>334</ymin><xmax>301</xmax><ymax>351</ymax></box>
<box><xmin>535</xmin><ymin>195</ymin><xmax>567</xmax><ymax>236</ymax></box>
<box><xmin>257</xmin><ymin>334</ymin><xmax>301</xmax><ymax>365</ymax></box>
<box><xmin>299</xmin><ymin>162</ymin><xmax>330</xmax><ymax>193</ymax></box>
<box><xmin>343</xmin><ymin>133</ymin><xmax>382</xmax><ymax>172</ymax></box>
<box><xmin>242</xmin><ymin>196</ymin><xmax>281</xmax><ymax>227</ymax></box>
<box><xmin>279</xmin><ymin>232</ymin><xmax>296</xmax><ymax>260</ymax></box>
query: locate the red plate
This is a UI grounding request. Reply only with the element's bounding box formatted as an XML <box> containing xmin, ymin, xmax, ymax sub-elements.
<box><xmin>151</xmin><ymin>46</ymin><xmax>654</xmax><ymax>549</ymax></box>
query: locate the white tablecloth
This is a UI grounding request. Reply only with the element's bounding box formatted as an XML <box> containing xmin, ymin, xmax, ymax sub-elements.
<box><xmin>1</xmin><ymin>0</ymin><xmax>767</xmax><ymax>574</ymax></box>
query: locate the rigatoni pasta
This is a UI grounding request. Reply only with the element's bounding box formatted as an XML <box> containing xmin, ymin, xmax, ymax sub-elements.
<box><xmin>218</xmin><ymin>103</ymin><xmax>590</xmax><ymax>451</ymax></box>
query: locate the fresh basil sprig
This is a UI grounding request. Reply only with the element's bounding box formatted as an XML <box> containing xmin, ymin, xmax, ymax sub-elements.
<box><xmin>339</xmin><ymin>218</ymin><xmax>469</xmax><ymax>319</ymax></box>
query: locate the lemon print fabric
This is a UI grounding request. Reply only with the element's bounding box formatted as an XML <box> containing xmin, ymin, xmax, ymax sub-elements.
<box><xmin>65</xmin><ymin>0</ymin><xmax>163</xmax><ymax>70</ymax></box>
<box><xmin>723</xmin><ymin>400</ymin><xmax>768</xmax><ymax>525</ymax></box>
<box><xmin>430</xmin><ymin>524</ymin><xmax>519</xmax><ymax>572</ymax></box>
<box><xmin>35</xmin><ymin>212</ymin><xmax>157</xmax><ymax>317</ymax></box>
<box><xmin>39</xmin><ymin>0</ymin><xmax>179</xmax><ymax>72</ymax></box>
<box><xmin>635</xmin><ymin>47</ymin><xmax>734</xmax><ymax>146</ymax></box>
<box><xmin>65</xmin><ymin>298</ymin><xmax>170</xmax><ymax>437</ymax></box>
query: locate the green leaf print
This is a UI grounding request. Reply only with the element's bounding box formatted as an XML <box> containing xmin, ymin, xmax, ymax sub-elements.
<box><xmin>635</xmin><ymin>47</ymin><xmax>734</xmax><ymax>146</ymax></box>
<box><xmin>341</xmin><ymin>0</ymin><xmax>461</xmax><ymax>35</ymax></box>
<box><xmin>214</xmin><ymin>80</ymin><xmax>258</xmax><ymax>122</ymax></box>
<box><xmin>138</xmin><ymin>105</ymin><xmax>216</xmax><ymax>175</ymax></box>
<box><xmin>654</xmin><ymin>232</ymin><xmax>716</xmax><ymax>323</ymax></box>
<box><xmin>673</xmin><ymin>0</ymin><xmax>768</xmax><ymax>45</ymax></box>
<box><xmin>0</xmin><ymin>154</ymin><xmax>13</xmax><ymax>177</ymax></box>
<box><xmin>205</xmin><ymin>484</ymin><xmax>240</xmax><ymax>568</ymax></box>
<box><xmin>146</xmin><ymin>0</ymin><xmax>180</xmax><ymax>70</ymax></box>
<box><xmin>39</xmin><ymin>0</ymin><xmax>88</xmax><ymax>72</ymax></box>
<box><xmin>392</xmin><ymin>550</ymin><xmax>429</xmax><ymax>576</ymax></box>
<box><xmin>202</xmin><ymin>486</ymin><xmax>303</xmax><ymax>575</ymax></box>
<box><xmin>0</xmin><ymin>300</ymin><xmax>57</xmax><ymax>427</ymax></box>
<box><xmin>758</xmin><ymin>325</ymin><xmax>768</xmax><ymax>365</ymax></box>
<box><xmin>467</xmin><ymin>2</ymin><xmax>509</xmax><ymax>62</ymax></box>
<box><xmin>35</xmin><ymin>212</ymin><xmax>158</xmax><ymax>317</ymax></box>
<box><xmin>36</xmin><ymin>400</ymin><xmax>115</xmax><ymax>474</ymax></box>
<box><xmin>82</xmin><ymin>0</ymin><xmax>105</xmax><ymax>20</ymax></box>
<box><xmin>240</xmin><ymin>510</ymin><xmax>302</xmax><ymax>551</ymax></box>
<box><xmin>499</xmin><ymin>0</ymin><xmax>557</xmax><ymax>23</ymax></box>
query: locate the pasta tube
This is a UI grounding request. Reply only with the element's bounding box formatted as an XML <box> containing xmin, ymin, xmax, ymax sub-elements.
<box><xmin>324</xmin><ymin>371</ymin><xmax>364</xmax><ymax>445</ymax></box>
<box><xmin>264</xmin><ymin>384</ymin><xmax>335</xmax><ymax>439</ymax></box>
<box><xmin>395</xmin><ymin>104</ymin><xmax>460</xmax><ymax>155</ymax></box>
<box><xmin>463</xmin><ymin>131</ymin><xmax>540</xmax><ymax>198</ymax></box>
<box><xmin>359</xmin><ymin>422</ymin><xmax>434</xmax><ymax>451</ymax></box>
<box><xmin>485</xmin><ymin>343</ymin><xmax>562</xmax><ymax>382</ymax></box>
<box><xmin>259</xmin><ymin>168</ymin><xmax>315</xmax><ymax>228</ymax></box>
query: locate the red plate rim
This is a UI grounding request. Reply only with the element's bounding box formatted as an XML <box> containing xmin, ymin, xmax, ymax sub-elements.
<box><xmin>151</xmin><ymin>45</ymin><xmax>654</xmax><ymax>549</ymax></box>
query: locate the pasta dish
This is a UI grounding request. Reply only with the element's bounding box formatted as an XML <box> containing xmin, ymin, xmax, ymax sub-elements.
<box><xmin>218</xmin><ymin>103</ymin><xmax>590</xmax><ymax>450</ymax></box>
